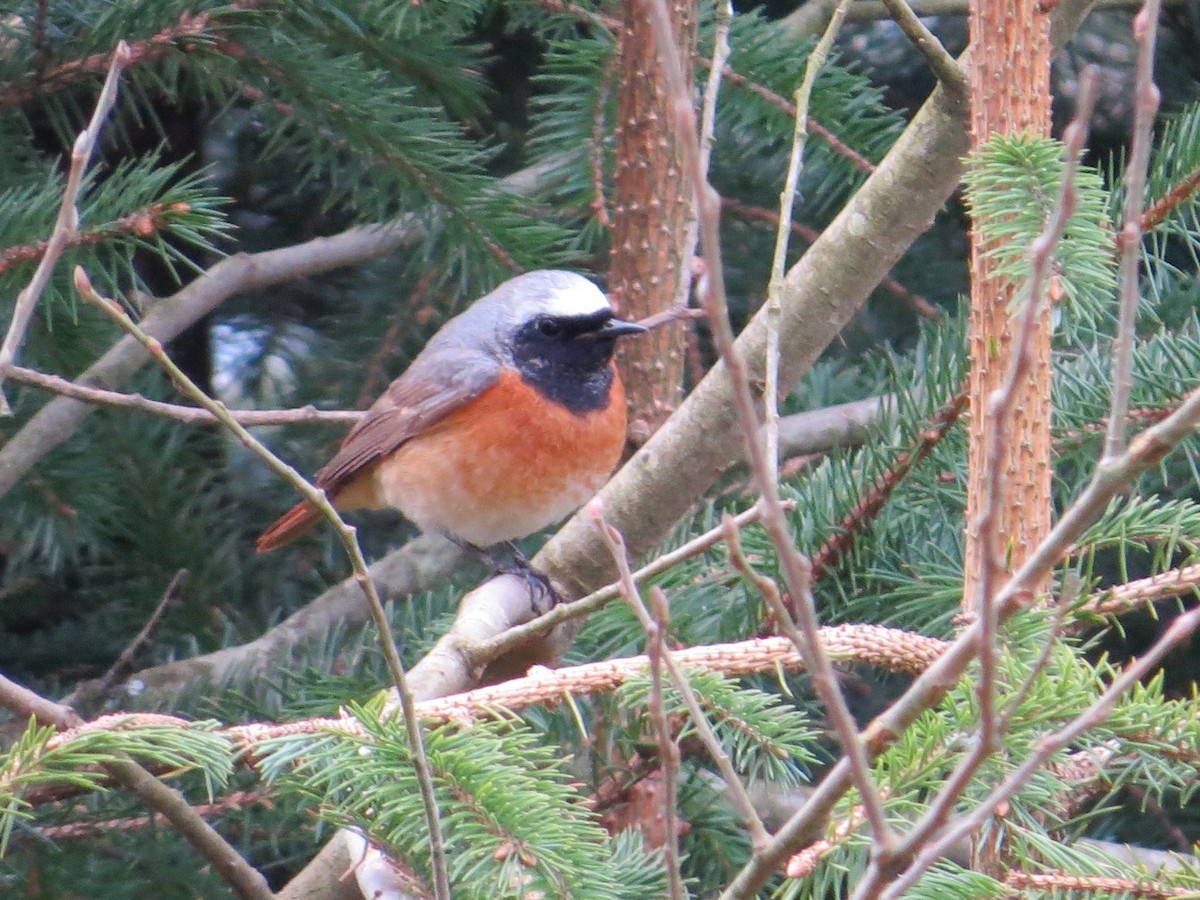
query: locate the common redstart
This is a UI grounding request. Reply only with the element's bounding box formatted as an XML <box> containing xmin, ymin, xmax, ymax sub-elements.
<box><xmin>256</xmin><ymin>270</ymin><xmax>646</xmax><ymax>562</ymax></box>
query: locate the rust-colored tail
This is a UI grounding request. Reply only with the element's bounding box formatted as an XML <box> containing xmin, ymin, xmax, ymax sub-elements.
<box><xmin>256</xmin><ymin>501</ymin><xmax>319</xmax><ymax>553</ymax></box>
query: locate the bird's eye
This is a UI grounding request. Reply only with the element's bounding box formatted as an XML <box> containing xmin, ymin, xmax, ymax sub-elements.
<box><xmin>537</xmin><ymin>317</ymin><xmax>562</xmax><ymax>338</ymax></box>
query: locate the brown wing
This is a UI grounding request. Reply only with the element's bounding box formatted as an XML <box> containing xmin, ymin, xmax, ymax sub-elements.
<box><xmin>315</xmin><ymin>347</ymin><xmax>500</xmax><ymax>490</ymax></box>
<box><xmin>256</xmin><ymin>342</ymin><xmax>500</xmax><ymax>552</ymax></box>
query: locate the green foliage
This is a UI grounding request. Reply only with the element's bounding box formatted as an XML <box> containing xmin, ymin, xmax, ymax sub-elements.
<box><xmin>257</xmin><ymin>704</ymin><xmax>645</xmax><ymax>899</ymax></box>
<box><xmin>620</xmin><ymin>670</ymin><xmax>818</xmax><ymax>786</ymax></box>
<box><xmin>963</xmin><ymin>133</ymin><xmax>1117</xmax><ymax>338</ymax></box>
<box><xmin>0</xmin><ymin>717</ymin><xmax>233</xmax><ymax>854</ymax></box>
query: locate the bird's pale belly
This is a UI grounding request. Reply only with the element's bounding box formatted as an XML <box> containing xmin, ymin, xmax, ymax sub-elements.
<box><xmin>374</xmin><ymin>368</ymin><xmax>626</xmax><ymax>547</ymax></box>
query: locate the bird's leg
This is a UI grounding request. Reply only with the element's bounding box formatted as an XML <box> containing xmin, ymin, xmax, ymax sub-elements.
<box><xmin>441</xmin><ymin>534</ymin><xmax>559</xmax><ymax>612</ymax></box>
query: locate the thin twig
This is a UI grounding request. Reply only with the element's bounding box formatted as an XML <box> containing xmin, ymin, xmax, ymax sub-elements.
<box><xmin>879</xmin><ymin>604</ymin><xmax>1200</xmax><ymax>900</ymax></box>
<box><xmin>60</xmin><ymin>569</ymin><xmax>187</xmax><ymax>711</ymax></box>
<box><xmin>642</xmin><ymin>0</ymin><xmax>895</xmax><ymax>851</ymax></box>
<box><xmin>0</xmin><ymin>41</ymin><xmax>131</xmax><ymax>413</ymax></box>
<box><xmin>590</xmin><ymin>501</ymin><xmax>771</xmax><ymax>849</ymax></box>
<box><xmin>7</xmin><ymin>364</ymin><xmax>362</xmax><ymax>426</ymax></box>
<box><xmin>71</xmin><ymin>268</ymin><xmax>453</xmax><ymax>900</ymax></box>
<box><xmin>877</xmin><ymin>0</ymin><xmax>968</xmax><ymax>92</ymax></box>
<box><xmin>635</xmin><ymin>305</ymin><xmax>707</xmax><ymax>331</ymax></box>
<box><xmin>765</xmin><ymin>0</ymin><xmax>850</xmax><ymax>479</ymax></box>
<box><xmin>698</xmin><ymin>1</ymin><xmax>732</xmax><ymax>177</ymax></box>
<box><xmin>1105</xmin><ymin>0</ymin><xmax>1162</xmax><ymax>460</ymax></box>
<box><xmin>648</xmin><ymin>586</ymin><xmax>685</xmax><ymax>900</ymax></box>
<box><xmin>809</xmin><ymin>391</ymin><xmax>967</xmax><ymax>581</ymax></box>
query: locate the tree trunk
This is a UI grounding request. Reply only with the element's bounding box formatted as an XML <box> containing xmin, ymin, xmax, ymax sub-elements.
<box><xmin>963</xmin><ymin>0</ymin><xmax>1054</xmax><ymax>615</ymax></box>
<box><xmin>965</xmin><ymin>0</ymin><xmax>1055</xmax><ymax>877</ymax></box>
<box><xmin>608</xmin><ymin>0</ymin><xmax>696</xmax><ymax>447</ymax></box>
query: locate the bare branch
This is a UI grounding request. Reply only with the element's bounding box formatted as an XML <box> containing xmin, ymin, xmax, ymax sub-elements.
<box><xmin>591</xmin><ymin>501</ymin><xmax>771</xmax><ymax>849</ymax></box>
<box><xmin>60</xmin><ymin>569</ymin><xmax>187</xmax><ymax>712</ymax></box>
<box><xmin>765</xmin><ymin>0</ymin><xmax>851</xmax><ymax>476</ymax></box>
<box><xmin>877</xmin><ymin>0</ymin><xmax>968</xmax><ymax>92</ymax></box>
<box><xmin>6</xmin><ymin>364</ymin><xmax>362</xmax><ymax>426</ymax></box>
<box><xmin>648</xmin><ymin>586</ymin><xmax>685</xmax><ymax>900</ymax></box>
<box><xmin>1105</xmin><ymin>0</ymin><xmax>1162</xmax><ymax>460</ymax></box>
<box><xmin>0</xmin><ymin>41</ymin><xmax>131</xmax><ymax>412</ymax></box>
<box><xmin>643</xmin><ymin>0</ymin><xmax>895</xmax><ymax>851</ymax></box>
<box><xmin>879</xmin><ymin>605</ymin><xmax>1200</xmax><ymax>899</ymax></box>
<box><xmin>73</xmin><ymin>268</ymin><xmax>452</xmax><ymax>900</ymax></box>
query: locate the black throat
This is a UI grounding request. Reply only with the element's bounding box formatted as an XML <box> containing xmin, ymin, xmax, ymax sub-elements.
<box><xmin>512</xmin><ymin>311</ymin><xmax>619</xmax><ymax>415</ymax></box>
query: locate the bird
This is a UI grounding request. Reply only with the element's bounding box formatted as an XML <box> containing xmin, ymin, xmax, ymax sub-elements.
<box><xmin>255</xmin><ymin>270</ymin><xmax>646</xmax><ymax>571</ymax></box>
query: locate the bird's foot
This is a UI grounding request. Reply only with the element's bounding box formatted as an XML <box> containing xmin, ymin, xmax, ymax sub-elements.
<box><xmin>445</xmin><ymin>535</ymin><xmax>560</xmax><ymax>614</ymax></box>
<box><xmin>493</xmin><ymin>546</ymin><xmax>558</xmax><ymax>614</ymax></box>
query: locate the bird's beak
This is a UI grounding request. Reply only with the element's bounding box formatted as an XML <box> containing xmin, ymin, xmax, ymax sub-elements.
<box><xmin>598</xmin><ymin>316</ymin><xmax>648</xmax><ymax>338</ymax></box>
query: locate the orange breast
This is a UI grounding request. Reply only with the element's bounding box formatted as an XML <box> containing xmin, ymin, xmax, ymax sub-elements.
<box><xmin>373</xmin><ymin>366</ymin><xmax>626</xmax><ymax>546</ymax></box>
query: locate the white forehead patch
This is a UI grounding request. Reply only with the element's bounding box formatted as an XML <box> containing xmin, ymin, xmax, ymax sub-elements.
<box><xmin>536</xmin><ymin>272</ymin><xmax>610</xmax><ymax>318</ymax></box>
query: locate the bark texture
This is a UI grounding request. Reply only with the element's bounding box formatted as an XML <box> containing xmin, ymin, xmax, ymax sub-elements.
<box><xmin>963</xmin><ymin>0</ymin><xmax>1055</xmax><ymax>609</ymax></box>
<box><xmin>608</xmin><ymin>0</ymin><xmax>695</xmax><ymax>445</ymax></box>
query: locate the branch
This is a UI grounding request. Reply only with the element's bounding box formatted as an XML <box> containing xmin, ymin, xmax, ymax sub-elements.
<box><xmin>60</xmin><ymin>569</ymin><xmax>187</xmax><ymax>712</ymax></box>
<box><xmin>73</xmin><ymin>268</ymin><xmax>451</xmax><ymax>900</ymax></box>
<box><xmin>0</xmin><ymin>41</ymin><xmax>131</xmax><ymax>413</ymax></box>
<box><xmin>6</xmin><ymin>364</ymin><xmax>362</xmax><ymax>426</ymax></box>
<box><xmin>592</xmin><ymin>502</ymin><xmax>770</xmax><ymax>849</ymax></box>
<box><xmin>645</xmin><ymin>0</ymin><xmax>895</xmax><ymax>850</ymax></box>
<box><xmin>646</xmin><ymin>586</ymin><xmax>684</xmax><ymax>900</ymax></box>
<box><xmin>1104</xmin><ymin>0</ymin><xmax>1162</xmax><ymax>460</ymax></box>
<box><xmin>879</xmin><ymin>605</ymin><xmax>1200</xmax><ymax>899</ymax></box>
<box><xmin>39</xmin><ymin>626</ymin><xmax>950</xmax><ymax>760</ymax></box>
<box><xmin>764</xmin><ymin>0</ymin><xmax>851</xmax><ymax>476</ymax></box>
<box><xmin>877</xmin><ymin>0</ymin><xmax>968</xmax><ymax>92</ymax></box>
